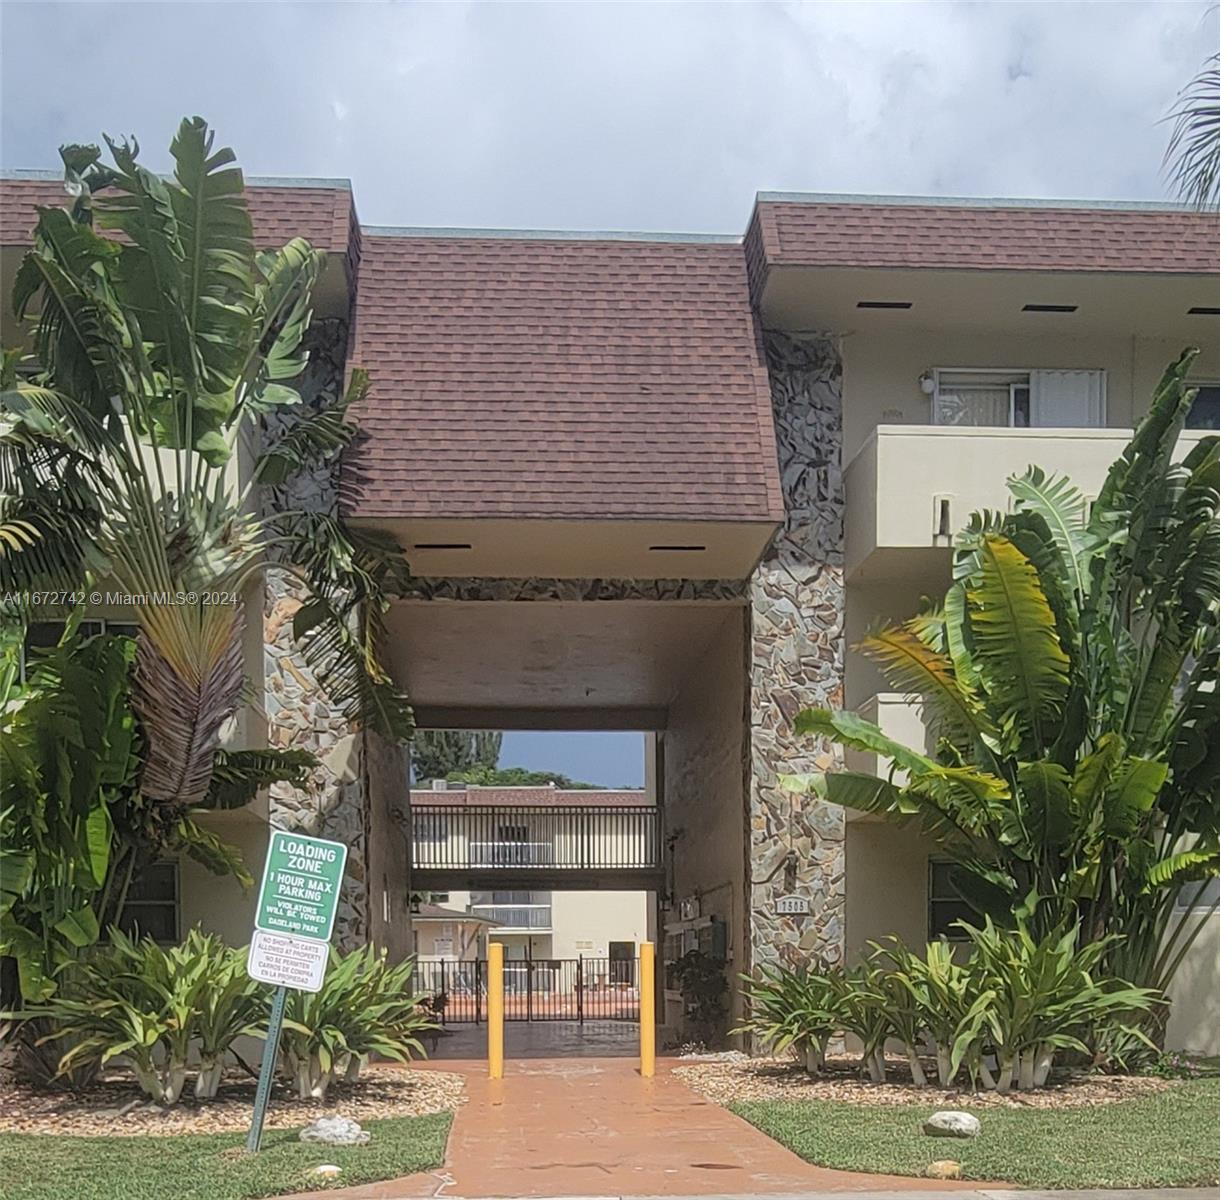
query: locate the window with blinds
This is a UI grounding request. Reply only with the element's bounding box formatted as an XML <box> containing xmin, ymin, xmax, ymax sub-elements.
<box><xmin>932</xmin><ymin>368</ymin><xmax>1106</xmax><ymax>428</ymax></box>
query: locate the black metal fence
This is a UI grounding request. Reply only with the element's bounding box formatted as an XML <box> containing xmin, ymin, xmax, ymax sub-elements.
<box><xmin>409</xmin><ymin>804</ymin><xmax>662</xmax><ymax>873</ymax></box>
<box><xmin>413</xmin><ymin>957</ymin><xmax>640</xmax><ymax>1023</ymax></box>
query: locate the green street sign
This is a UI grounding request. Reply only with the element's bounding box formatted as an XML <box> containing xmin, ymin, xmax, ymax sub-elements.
<box><xmin>254</xmin><ymin>830</ymin><xmax>348</xmax><ymax>942</ymax></box>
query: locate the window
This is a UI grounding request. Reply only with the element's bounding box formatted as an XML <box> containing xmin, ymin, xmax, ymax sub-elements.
<box><xmin>1186</xmin><ymin>384</ymin><xmax>1220</xmax><ymax>431</ymax></box>
<box><xmin>1176</xmin><ymin>879</ymin><xmax>1220</xmax><ymax>910</ymax></box>
<box><xmin>119</xmin><ymin>861</ymin><xmax>179</xmax><ymax>943</ymax></box>
<box><xmin>928</xmin><ymin>860</ymin><xmax>974</xmax><ymax>941</ymax></box>
<box><xmin>932</xmin><ymin>368</ymin><xmax>1105</xmax><ymax>429</ymax></box>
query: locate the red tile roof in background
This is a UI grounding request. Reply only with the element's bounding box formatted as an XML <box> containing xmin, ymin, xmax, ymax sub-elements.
<box><xmin>411</xmin><ymin>787</ymin><xmax>650</xmax><ymax>808</ymax></box>
<box><xmin>747</xmin><ymin>196</ymin><xmax>1220</xmax><ymax>280</ymax></box>
<box><xmin>0</xmin><ymin>175</ymin><xmax>356</xmax><ymax>257</ymax></box>
<box><xmin>343</xmin><ymin>233</ymin><xmax>783</xmax><ymax>522</ymax></box>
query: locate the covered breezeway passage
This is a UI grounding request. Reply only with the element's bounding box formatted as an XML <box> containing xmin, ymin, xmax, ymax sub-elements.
<box><xmin>376</xmin><ymin>590</ymin><xmax>755</xmax><ymax>1056</ymax></box>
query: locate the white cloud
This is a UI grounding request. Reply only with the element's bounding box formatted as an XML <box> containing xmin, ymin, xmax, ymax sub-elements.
<box><xmin>1</xmin><ymin>0</ymin><xmax>1216</xmax><ymax>232</ymax></box>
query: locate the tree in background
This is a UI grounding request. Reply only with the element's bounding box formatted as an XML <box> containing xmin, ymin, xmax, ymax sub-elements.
<box><xmin>411</xmin><ymin>730</ymin><xmax>501</xmax><ymax>782</ymax></box>
<box><xmin>789</xmin><ymin>351</ymin><xmax>1220</xmax><ymax>1041</ymax></box>
<box><xmin>447</xmin><ymin>764</ymin><xmax>603</xmax><ymax>790</ymax></box>
<box><xmin>1166</xmin><ymin>45</ymin><xmax>1220</xmax><ymax>208</ymax></box>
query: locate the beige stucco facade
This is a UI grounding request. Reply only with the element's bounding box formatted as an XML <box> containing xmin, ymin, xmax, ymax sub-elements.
<box><xmin>837</xmin><ymin>324</ymin><xmax>1219</xmax><ymax>1055</ymax></box>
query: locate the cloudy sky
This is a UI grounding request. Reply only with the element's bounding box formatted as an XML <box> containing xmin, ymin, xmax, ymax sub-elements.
<box><xmin>2</xmin><ymin>0</ymin><xmax>1213</xmax><ymax>787</ymax></box>
<box><xmin>2</xmin><ymin>1</ymin><xmax>1216</xmax><ymax>236</ymax></box>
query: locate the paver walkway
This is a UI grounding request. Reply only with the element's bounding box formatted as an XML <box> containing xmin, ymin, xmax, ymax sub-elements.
<box><xmin>294</xmin><ymin>1057</ymin><xmax>976</xmax><ymax>1199</ymax></box>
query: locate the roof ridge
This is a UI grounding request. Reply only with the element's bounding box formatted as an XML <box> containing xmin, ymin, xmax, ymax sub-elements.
<box><xmin>0</xmin><ymin>168</ymin><xmax>352</xmax><ymax>190</ymax></box>
<box><xmin>362</xmin><ymin>224</ymin><xmax>740</xmax><ymax>244</ymax></box>
<box><xmin>755</xmin><ymin>190</ymin><xmax>1204</xmax><ymax>214</ymax></box>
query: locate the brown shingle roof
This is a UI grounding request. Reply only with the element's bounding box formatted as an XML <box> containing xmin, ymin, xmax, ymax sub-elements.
<box><xmin>0</xmin><ymin>175</ymin><xmax>356</xmax><ymax>256</ymax></box>
<box><xmin>411</xmin><ymin>787</ymin><xmax>650</xmax><ymax>808</ymax></box>
<box><xmin>748</xmin><ymin>196</ymin><xmax>1220</xmax><ymax>282</ymax></box>
<box><xmin>343</xmin><ymin>233</ymin><xmax>783</xmax><ymax>522</ymax></box>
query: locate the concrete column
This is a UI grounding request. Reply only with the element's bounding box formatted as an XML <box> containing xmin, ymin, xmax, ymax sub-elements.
<box><xmin>747</xmin><ymin>331</ymin><xmax>846</xmax><ymax>973</ymax></box>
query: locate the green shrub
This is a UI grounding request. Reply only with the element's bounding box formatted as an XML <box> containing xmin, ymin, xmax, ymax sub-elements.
<box><xmin>737</xmin><ymin>961</ymin><xmax>841</xmax><ymax>1073</ymax></box>
<box><xmin>736</xmin><ymin>922</ymin><xmax>1159</xmax><ymax>1092</ymax></box>
<box><xmin>190</xmin><ymin>932</ymin><xmax>266</xmax><ymax>1099</ymax></box>
<box><xmin>28</xmin><ymin>929</ymin><xmax>223</xmax><ymax>1104</ymax></box>
<box><xmin>967</xmin><ymin>919</ymin><xmax>1159</xmax><ymax>1092</ymax></box>
<box><xmin>280</xmin><ymin>946</ymin><xmax>432</xmax><ymax>1101</ymax></box>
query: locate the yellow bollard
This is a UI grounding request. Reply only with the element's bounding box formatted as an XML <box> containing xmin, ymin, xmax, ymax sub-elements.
<box><xmin>639</xmin><ymin>941</ymin><xmax>655</xmax><ymax>1078</ymax></box>
<box><xmin>487</xmin><ymin>941</ymin><xmax>504</xmax><ymax>1080</ymax></box>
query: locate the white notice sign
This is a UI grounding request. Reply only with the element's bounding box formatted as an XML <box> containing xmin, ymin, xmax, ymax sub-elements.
<box><xmin>775</xmin><ymin>894</ymin><xmax>811</xmax><ymax>915</ymax></box>
<box><xmin>247</xmin><ymin>929</ymin><xmax>329</xmax><ymax>993</ymax></box>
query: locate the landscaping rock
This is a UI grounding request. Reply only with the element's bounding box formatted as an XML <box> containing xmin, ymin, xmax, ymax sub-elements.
<box><xmin>309</xmin><ymin>1165</ymin><xmax>342</xmax><ymax>1179</ymax></box>
<box><xmin>922</xmin><ymin>1110</ymin><xmax>981</xmax><ymax>1138</ymax></box>
<box><xmin>926</xmin><ymin>1160</ymin><xmax>962</xmax><ymax>1179</ymax></box>
<box><xmin>299</xmin><ymin>1116</ymin><xmax>370</xmax><ymax>1145</ymax></box>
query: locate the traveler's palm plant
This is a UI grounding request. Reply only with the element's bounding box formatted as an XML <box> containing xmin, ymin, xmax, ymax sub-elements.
<box><xmin>789</xmin><ymin>351</ymin><xmax>1220</xmax><ymax>1013</ymax></box>
<box><xmin>0</xmin><ymin>118</ymin><xmax>411</xmax><ymax>819</ymax></box>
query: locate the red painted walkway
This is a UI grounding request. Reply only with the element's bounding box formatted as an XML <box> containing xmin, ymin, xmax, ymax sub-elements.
<box><xmin>295</xmin><ymin>1057</ymin><xmax>974</xmax><ymax>1199</ymax></box>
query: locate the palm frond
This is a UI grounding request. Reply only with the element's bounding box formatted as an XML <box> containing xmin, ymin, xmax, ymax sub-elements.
<box><xmin>1007</xmin><ymin>466</ymin><xmax>1095</xmax><ymax>598</ymax></box>
<box><xmin>203</xmin><ymin>746</ymin><xmax>317</xmax><ymax>810</ymax></box>
<box><xmin>1165</xmin><ymin>51</ymin><xmax>1220</xmax><ymax>210</ymax></box>
<box><xmin>859</xmin><ymin>622</ymin><xmax>996</xmax><ymax>746</ymax></box>
<box><xmin>168</xmin><ymin>116</ymin><xmax>255</xmax><ymax>396</ymax></box>
<box><xmin>966</xmin><ymin>534</ymin><xmax>1070</xmax><ymax>751</ymax></box>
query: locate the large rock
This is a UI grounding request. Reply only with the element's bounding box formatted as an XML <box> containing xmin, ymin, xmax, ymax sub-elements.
<box><xmin>299</xmin><ymin>1116</ymin><xmax>370</xmax><ymax>1146</ymax></box>
<box><xmin>922</xmin><ymin>1111</ymin><xmax>981</xmax><ymax>1138</ymax></box>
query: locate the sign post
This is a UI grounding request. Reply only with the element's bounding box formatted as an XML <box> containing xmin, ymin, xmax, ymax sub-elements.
<box><xmin>244</xmin><ymin>829</ymin><xmax>348</xmax><ymax>1153</ymax></box>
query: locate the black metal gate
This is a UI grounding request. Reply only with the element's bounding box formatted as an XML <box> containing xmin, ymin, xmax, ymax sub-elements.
<box><xmin>414</xmin><ymin>957</ymin><xmax>639</xmax><ymax>1024</ymax></box>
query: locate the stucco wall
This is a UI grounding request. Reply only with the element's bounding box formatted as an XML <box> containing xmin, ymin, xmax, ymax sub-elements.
<box><xmin>1166</xmin><ymin>914</ymin><xmax>1220</xmax><ymax>1055</ymax></box>
<box><xmin>178</xmin><ymin>819</ymin><xmax>269</xmax><ymax>946</ymax></box>
<box><xmin>844</xmin><ymin>822</ymin><xmax>937</xmax><ymax>957</ymax></box>
<box><xmin>662</xmin><ymin>607</ymin><xmax>747</xmax><ymax>1028</ymax></box>
<box><xmin>548</xmin><ymin>890</ymin><xmax>651</xmax><ymax>960</ymax></box>
<box><xmin>840</xmin><ymin>330</ymin><xmax>1220</xmax><ymax>463</ymax></box>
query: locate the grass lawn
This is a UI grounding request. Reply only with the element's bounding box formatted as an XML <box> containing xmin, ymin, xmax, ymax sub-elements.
<box><xmin>733</xmin><ymin>1078</ymin><xmax>1220</xmax><ymax>1189</ymax></box>
<box><xmin>0</xmin><ymin>1111</ymin><xmax>451</xmax><ymax>1200</ymax></box>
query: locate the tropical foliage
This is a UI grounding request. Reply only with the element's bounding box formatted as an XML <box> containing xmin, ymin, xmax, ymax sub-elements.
<box><xmin>788</xmin><ymin>350</ymin><xmax>1220</xmax><ymax>1021</ymax></box>
<box><xmin>12</xmin><ymin>932</ymin><xmax>432</xmax><ymax>1105</ymax></box>
<box><xmin>1166</xmin><ymin>46</ymin><xmax>1220</xmax><ymax>209</ymax></box>
<box><xmin>737</xmin><ymin>922</ymin><xmax>1157</xmax><ymax>1092</ymax></box>
<box><xmin>22</xmin><ymin>928</ymin><xmax>265</xmax><ymax>1104</ymax></box>
<box><xmin>0</xmin><ymin>622</ymin><xmax>314</xmax><ymax>1006</ymax></box>
<box><xmin>280</xmin><ymin>946</ymin><xmax>432</xmax><ymax>1101</ymax></box>
<box><xmin>0</xmin><ymin>117</ymin><xmax>411</xmax><ymax>815</ymax></box>
<box><xmin>667</xmin><ymin>949</ymin><xmax>728</xmax><ymax>1043</ymax></box>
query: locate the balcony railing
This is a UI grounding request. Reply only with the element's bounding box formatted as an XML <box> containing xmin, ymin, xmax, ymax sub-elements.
<box><xmin>470</xmin><ymin>841</ymin><xmax>554</xmax><ymax>867</ymax></box>
<box><xmin>471</xmin><ymin>905</ymin><xmax>553</xmax><ymax>929</ymax></box>
<box><xmin>409</xmin><ymin>803</ymin><xmax>662</xmax><ymax>874</ymax></box>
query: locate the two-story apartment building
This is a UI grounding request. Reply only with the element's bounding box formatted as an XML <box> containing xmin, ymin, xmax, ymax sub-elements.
<box><xmin>2</xmin><ymin>176</ymin><xmax>1216</xmax><ymax>1051</ymax></box>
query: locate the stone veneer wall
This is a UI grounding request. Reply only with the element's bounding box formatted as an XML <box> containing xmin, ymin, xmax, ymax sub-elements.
<box><xmin>747</xmin><ymin>331</ymin><xmax>846</xmax><ymax>973</ymax></box>
<box><xmin>262</xmin><ymin>318</ymin><xmax>369</xmax><ymax>950</ymax></box>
